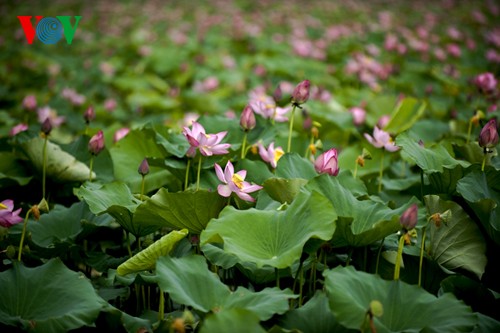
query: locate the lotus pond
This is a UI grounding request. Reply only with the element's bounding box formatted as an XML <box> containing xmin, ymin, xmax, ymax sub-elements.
<box><xmin>1</xmin><ymin>0</ymin><xmax>500</xmax><ymax>332</ymax></box>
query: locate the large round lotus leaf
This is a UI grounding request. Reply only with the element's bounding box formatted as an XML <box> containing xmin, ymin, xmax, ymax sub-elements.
<box><xmin>425</xmin><ymin>195</ymin><xmax>487</xmax><ymax>279</ymax></box>
<box><xmin>117</xmin><ymin>228</ymin><xmax>188</xmax><ymax>275</ymax></box>
<box><xmin>20</xmin><ymin>137</ymin><xmax>94</xmax><ymax>182</ymax></box>
<box><xmin>200</xmin><ymin>309</ymin><xmax>265</xmax><ymax>333</ymax></box>
<box><xmin>324</xmin><ymin>266</ymin><xmax>476</xmax><ymax>333</ymax></box>
<box><xmin>0</xmin><ymin>259</ymin><xmax>105</xmax><ymax>333</ymax></box>
<box><xmin>201</xmin><ymin>190</ymin><xmax>336</xmax><ymax>269</ymax></box>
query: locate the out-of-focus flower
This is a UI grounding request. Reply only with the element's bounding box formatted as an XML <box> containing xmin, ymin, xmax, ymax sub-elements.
<box><xmin>400</xmin><ymin>204</ymin><xmax>418</xmax><ymax>230</ymax></box>
<box><xmin>61</xmin><ymin>88</ymin><xmax>86</xmax><ymax>106</ymax></box>
<box><xmin>104</xmin><ymin>98</ymin><xmax>117</xmax><ymax>112</ymax></box>
<box><xmin>273</xmin><ymin>85</ymin><xmax>282</xmax><ymax>103</ymax></box>
<box><xmin>9</xmin><ymin>123</ymin><xmax>28</xmax><ymax>136</ymax></box>
<box><xmin>364</xmin><ymin>126</ymin><xmax>399</xmax><ymax>152</ymax></box>
<box><xmin>41</xmin><ymin>118</ymin><xmax>52</xmax><ymax>136</ymax></box>
<box><xmin>88</xmin><ymin>130</ymin><xmax>105</xmax><ymax>155</ymax></box>
<box><xmin>250</xmin><ymin>99</ymin><xmax>290</xmax><ymax>122</ymax></box>
<box><xmin>138</xmin><ymin>158</ymin><xmax>150</xmax><ymax>176</ymax></box>
<box><xmin>182</xmin><ymin>121</ymin><xmax>230</xmax><ymax>158</ymax></box>
<box><xmin>258</xmin><ymin>142</ymin><xmax>285</xmax><ymax>168</ymax></box>
<box><xmin>478</xmin><ymin>119</ymin><xmax>499</xmax><ymax>149</ymax></box>
<box><xmin>349</xmin><ymin>107</ymin><xmax>367</xmax><ymax>126</ymax></box>
<box><xmin>0</xmin><ymin>199</ymin><xmax>23</xmax><ymax>228</ymax></box>
<box><xmin>446</xmin><ymin>44</ymin><xmax>461</xmax><ymax>58</ymax></box>
<box><xmin>473</xmin><ymin>72</ymin><xmax>497</xmax><ymax>95</ymax></box>
<box><xmin>22</xmin><ymin>95</ymin><xmax>37</xmax><ymax>111</ymax></box>
<box><xmin>377</xmin><ymin>115</ymin><xmax>390</xmax><ymax>129</ymax></box>
<box><xmin>37</xmin><ymin>106</ymin><xmax>65</xmax><ymax>128</ymax></box>
<box><xmin>114</xmin><ymin>128</ymin><xmax>130</xmax><ymax>143</ymax></box>
<box><xmin>214</xmin><ymin>161</ymin><xmax>262</xmax><ymax>202</ymax></box>
<box><xmin>240</xmin><ymin>105</ymin><xmax>256</xmax><ymax>131</ymax></box>
<box><xmin>84</xmin><ymin>106</ymin><xmax>95</xmax><ymax>123</ymax></box>
<box><xmin>292</xmin><ymin>80</ymin><xmax>311</xmax><ymax>105</ymax></box>
<box><xmin>193</xmin><ymin>76</ymin><xmax>219</xmax><ymax>93</ymax></box>
<box><xmin>314</xmin><ymin>148</ymin><xmax>339</xmax><ymax>176</ymax></box>
<box><xmin>181</xmin><ymin>113</ymin><xmax>199</xmax><ymax>127</ymax></box>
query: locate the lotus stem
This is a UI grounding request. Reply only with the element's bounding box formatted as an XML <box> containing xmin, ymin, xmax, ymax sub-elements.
<box><xmin>158</xmin><ymin>288</ymin><xmax>165</xmax><ymax>321</ymax></box>
<box><xmin>378</xmin><ymin>151</ymin><xmax>384</xmax><ymax>193</ymax></box>
<box><xmin>89</xmin><ymin>156</ymin><xmax>94</xmax><ymax>182</ymax></box>
<box><xmin>241</xmin><ymin>132</ymin><xmax>248</xmax><ymax>159</ymax></box>
<box><xmin>466</xmin><ymin>119</ymin><xmax>473</xmax><ymax>145</ymax></box>
<box><xmin>375</xmin><ymin>238</ymin><xmax>384</xmax><ymax>275</ymax></box>
<box><xmin>481</xmin><ymin>152</ymin><xmax>487</xmax><ymax>172</ymax></box>
<box><xmin>299</xmin><ymin>265</ymin><xmax>304</xmax><ymax>307</ymax></box>
<box><xmin>184</xmin><ymin>159</ymin><xmax>191</xmax><ymax>190</ymax></box>
<box><xmin>126</xmin><ymin>231</ymin><xmax>133</xmax><ymax>258</ymax></box>
<box><xmin>418</xmin><ymin>227</ymin><xmax>427</xmax><ymax>287</ymax></box>
<box><xmin>196</xmin><ymin>155</ymin><xmax>202</xmax><ymax>191</ymax></box>
<box><xmin>287</xmin><ymin>105</ymin><xmax>297</xmax><ymax>153</ymax></box>
<box><xmin>17</xmin><ymin>209</ymin><xmax>32</xmax><ymax>261</ymax></box>
<box><xmin>42</xmin><ymin>136</ymin><xmax>48</xmax><ymax>199</ymax></box>
<box><xmin>140</xmin><ymin>175</ymin><xmax>146</xmax><ymax>201</ymax></box>
<box><xmin>275</xmin><ymin>268</ymin><xmax>280</xmax><ymax>288</ymax></box>
<box><xmin>394</xmin><ymin>233</ymin><xmax>405</xmax><ymax>280</ymax></box>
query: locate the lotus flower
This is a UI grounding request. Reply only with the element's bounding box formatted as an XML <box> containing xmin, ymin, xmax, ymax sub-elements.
<box><xmin>22</xmin><ymin>95</ymin><xmax>37</xmax><ymax>111</ymax></box>
<box><xmin>250</xmin><ymin>100</ymin><xmax>290</xmax><ymax>122</ymax></box>
<box><xmin>400</xmin><ymin>204</ymin><xmax>418</xmax><ymax>230</ymax></box>
<box><xmin>364</xmin><ymin>126</ymin><xmax>399</xmax><ymax>152</ymax></box>
<box><xmin>292</xmin><ymin>80</ymin><xmax>311</xmax><ymax>105</ymax></box>
<box><xmin>114</xmin><ymin>127</ymin><xmax>130</xmax><ymax>143</ymax></box>
<box><xmin>9</xmin><ymin>123</ymin><xmax>28</xmax><ymax>136</ymax></box>
<box><xmin>0</xmin><ymin>199</ymin><xmax>23</xmax><ymax>228</ymax></box>
<box><xmin>214</xmin><ymin>161</ymin><xmax>263</xmax><ymax>202</ymax></box>
<box><xmin>258</xmin><ymin>142</ymin><xmax>285</xmax><ymax>168</ymax></box>
<box><xmin>473</xmin><ymin>72</ymin><xmax>497</xmax><ymax>95</ymax></box>
<box><xmin>182</xmin><ymin>121</ymin><xmax>231</xmax><ymax>158</ymax></box>
<box><xmin>314</xmin><ymin>148</ymin><xmax>339</xmax><ymax>176</ymax></box>
<box><xmin>138</xmin><ymin>158</ymin><xmax>150</xmax><ymax>176</ymax></box>
<box><xmin>240</xmin><ymin>105</ymin><xmax>256</xmax><ymax>131</ymax></box>
<box><xmin>88</xmin><ymin>130</ymin><xmax>105</xmax><ymax>155</ymax></box>
<box><xmin>478</xmin><ymin>119</ymin><xmax>499</xmax><ymax>149</ymax></box>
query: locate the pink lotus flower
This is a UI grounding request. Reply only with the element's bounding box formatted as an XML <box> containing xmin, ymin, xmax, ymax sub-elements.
<box><xmin>250</xmin><ymin>100</ymin><xmax>290</xmax><ymax>122</ymax></box>
<box><xmin>240</xmin><ymin>105</ymin><xmax>256</xmax><ymax>131</ymax></box>
<box><xmin>292</xmin><ymin>80</ymin><xmax>311</xmax><ymax>105</ymax></box>
<box><xmin>400</xmin><ymin>204</ymin><xmax>418</xmax><ymax>230</ymax></box>
<box><xmin>473</xmin><ymin>72</ymin><xmax>497</xmax><ymax>95</ymax></box>
<box><xmin>364</xmin><ymin>126</ymin><xmax>399</xmax><ymax>152</ymax></box>
<box><xmin>37</xmin><ymin>106</ymin><xmax>65</xmax><ymax>128</ymax></box>
<box><xmin>182</xmin><ymin>121</ymin><xmax>231</xmax><ymax>158</ymax></box>
<box><xmin>214</xmin><ymin>161</ymin><xmax>262</xmax><ymax>202</ymax></box>
<box><xmin>478</xmin><ymin>119</ymin><xmax>499</xmax><ymax>149</ymax></box>
<box><xmin>9</xmin><ymin>123</ymin><xmax>28</xmax><ymax>136</ymax></box>
<box><xmin>22</xmin><ymin>95</ymin><xmax>37</xmax><ymax>111</ymax></box>
<box><xmin>114</xmin><ymin>128</ymin><xmax>130</xmax><ymax>143</ymax></box>
<box><xmin>0</xmin><ymin>199</ymin><xmax>23</xmax><ymax>228</ymax></box>
<box><xmin>88</xmin><ymin>130</ymin><xmax>105</xmax><ymax>155</ymax></box>
<box><xmin>349</xmin><ymin>107</ymin><xmax>366</xmax><ymax>126</ymax></box>
<box><xmin>258</xmin><ymin>142</ymin><xmax>285</xmax><ymax>168</ymax></box>
<box><xmin>84</xmin><ymin>107</ymin><xmax>95</xmax><ymax>123</ymax></box>
<box><xmin>314</xmin><ymin>148</ymin><xmax>339</xmax><ymax>176</ymax></box>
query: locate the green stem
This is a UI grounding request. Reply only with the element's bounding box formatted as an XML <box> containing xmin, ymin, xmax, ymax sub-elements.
<box><xmin>126</xmin><ymin>232</ymin><xmax>133</xmax><ymax>258</ymax></box>
<box><xmin>184</xmin><ymin>159</ymin><xmax>191</xmax><ymax>190</ymax></box>
<box><xmin>158</xmin><ymin>288</ymin><xmax>165</xmax><ymax>321</ymax></box>
<box><xmin>89</xmin><ymin>156</ymin><xmax>94</xmax><ymax>182</ymax></box>
<box><xmin>140</xmin><ymin>175</ymin><xmax>145</xmax><ymax>201</ymax></box>
<box><xmin>287</xmin><ymin>105</ymin><xmax>297</xmax><ymax>153</ymax></box>
<box><xmin>375</xmin><ymin>238</ymin><xmax>385</xmax><ymax>275</ymax></box>
<box><xmin>298</xmin><ymin>265</ymin><xmax>304</xmax><ymax>307</ymax></box>
<box><xmin>275</xmin><ymin>268</ymin><xmax>280</xmax><ymax>289</ymax></box>
<box><xmin>17</xmin><ymin>209</ymin><xmax>32</xmax><ymax>261</ymax></box>
<box><xmin>196</xmin><ymin>155</ymin><xmax>202</xmax><ymax>191</ymax></box>
<box><xmin>466</xmin><ymin>119</ymin><xmax>473</xmax><ymax>145</ymax></box>
<box><xmin>241</xmin><ymin>132</ymin><xmax>248</xmax><ymax>159</ymax></box>
<box><xmin>141</xmin><ymin>286</ymin><xmax>146</xmax><ymax>311</ymax></box>
<box><xmin>378</xmin><ymin>151</ymin><xmax>385</xmax><ymax>193</ymax></box>
<box><xmin>42</xmin><ymin>136</ymin><xmax>48</xmax><ymax>199</ymax></box>
<box><xmin>394</xmin><ymin>233</ymin><xmax>405</xmax><ymax>280</ymax></box>
<box><xmin>420</xmin><ymin>169</ymin><xmax>424</xmax><ymax>201</ymax></box>
<box><xmin>346</xmin><ymin>248</ymin><xmax>353</xmax><ymax>266</ymax></box>
<box><xmin>353</xmin><ymin>160</ymin><xmax>358</xmax><ymax>179</ymax></box>
<box><xmin>481</xmin><ymin>152</ymin><xmax>487</xmax><ymax>172</ymax></box>
<box><xmin>418</xmin><ymin>227</ymin><xmax>427</xmax><ymax>287</ymax></box>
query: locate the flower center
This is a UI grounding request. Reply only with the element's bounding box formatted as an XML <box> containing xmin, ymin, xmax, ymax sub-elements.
<box><xmin>0</xmin><ymin>203</ymin><xmax>7</xmax><ymax>210</ymax></box>
<box><xmin>274</xmin><ymin>148</ymin><xmax>285</xmax><ymax>163</ymax></box>
<box><xmin>231</xmin><ymin>173</ymin><xmax>244</xmax><ymax>189</ymax></box>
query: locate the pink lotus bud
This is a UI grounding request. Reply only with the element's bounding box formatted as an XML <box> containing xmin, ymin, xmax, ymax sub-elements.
<box><xmin>292</xmin><ymin>80</ymin><xmax>311</xmax><ymax>105</ymax></box>
<box><xmin>349</xmin><ymin>107</ymin><xmax>366</xmax><ymax>126</ymax></box>
<box><xmin>474</xmin><ymin>72</ymin><xmax>497</xmax><ymax>95</ymax></box>
<box><xmin>41</xmin><ymin>118</ymin><xmax>52</xmax><ymax>135</ymax></box>
<box><xmin>88</xmin><ymin>130</ymin><xmax>105</xmax><ymax>155</ymax></box>
<box><xmin>400</xmin><ymin>204</ymin><xmax>418</xmax><ymax>230</ymax></box>
<box><xmin>84</xmin><ymin>106</ymin><xmax>95</xmax><ymax>123</ymax></box>
<box><xmin>478</xmin><ymin>119</ymin><xmax>499</xmax><ymax>149</ymax></box>
<box><xmin>9</xmin><ymin>123</ymin><xmax>28</xmax><ymax>136</ymax></box>
<box><xmin>314</xmin><ymin>148</ymin><xmax>339</xmax><ymax>176</ymax></box>
<box><xmin>138</xmin><ymin>158</ymin><xmax>150</xmax><ymax>176</ymax></box>
<box><xmin>22</xmin><ymin>95</ymin><xmax>37</xmax><ymax>111</ymax></box>
<box><xmin>240</xmin><ymin>105</ymin><xmax>256</xmax><ymax>131</ymax></box>
<box><xmin>114</xmin><ymin>128</ymin><xmax>130</xmax><ymax>143</ymax></box>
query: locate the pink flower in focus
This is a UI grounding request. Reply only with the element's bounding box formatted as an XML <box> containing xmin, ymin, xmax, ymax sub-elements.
<box><xmin>0</xmin><ymin>199</ymin><xmax>23</xmax><ymax>228</ymax></box>
<box><xmin>182</xmin><ymin>121</ymin><xmax>230</xmax><ymax>158</ymax></box>
<box><xmin>364</xmin><ymin>126</ymin><xmax>399</xmax><ymax>152</ymax></box>
<box><xmin>9</xmin><ymin>123</ymin><xmax>28</xmax><ymax>136</ymax></box>
<box><xmin>258</xmin><ymin>142</ymin><xmax>285</xmax><ymax>168</ymax></box>
<box><xmin>22</xmin><ymin>95</ymin><xmax>37</xmax><ymax>111</ymax></box>
<box><xmin>349</xmin><ymin>107</ymin><xmax>366</xmax><ymax>126</ymax></box>
<box><xmin>314</xmin><ymin>148</ymin><xmax>339</xmax><ymax>176</ymax></box>
<box><xmin>214</xmin><ymin>161</ymin><xmax>262</xmax><ymax>202</ymax></box>
<box><xmin>114</xmin><ymin>128</ymin><xmax>130</xmax><ymax>143</ymax></box>
<box><xmin>478</xmin><ymin>119</ymin><xmax>499</xmax><ymax>149</ymax></box>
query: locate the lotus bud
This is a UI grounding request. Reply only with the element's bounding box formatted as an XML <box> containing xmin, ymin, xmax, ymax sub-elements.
<box><xmin>84</xmin><ymin>106</ymin><xmax>95</xmax><ymax>124</ymax></box>
<box><xmin>478</xmin><ymin>119</ymin><xmax>499</xmax><ymax>149</ymax></box>
<box><xmin>273</xmin><ymin>84</ymin><xmax>282</xmax><ymax>103</ymax></box>
<box><xmin>138</xmin><ymin>158</ymin><xmax>150</xmax><ymax>176</ymax></box>
<box><xmin>88</xmin><ymin>130</ymin><xmax>105</xmax><ymax>155</ymax></box>
<box><xmin>400</xmin><ymin>204</ymin><xmax>418</xmax><ymax>230</ymax></box>
<box><xmin>314</xmin><ymin>148</ymin><xmax>339</xmax><ymax>176</ymax></box>
<box><xmin>240</xmin><ymin>105</ymin><xmax>256</xmax><ymax>131</ymax></box>
<box><xmin>41</xmin><ymin>118</ymin><xmax>52</xmax><ymax>136</ymax></box>
<box><xmin>292</xmin><ymin>80</ymin><xmax>310</xmax><ymax>105</ymax></box>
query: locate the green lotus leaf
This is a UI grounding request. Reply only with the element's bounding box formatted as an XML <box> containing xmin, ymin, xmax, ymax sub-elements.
<box><xmin>396</xmin><ymin>131</ymin><xmax>470</xmax><ymax>173</ymax></box>
<box><xmin>263</xmin><ymin>178</ymin><xmax>308</xmax><ymax>204</ymax></box>
<box><xmin>384</xmin><ymin>97</ymin><xmax>426</xmax><ymax>134</ymax></box>
<box><xmin>276</xmin><ymin>153</ymin><xmax>318</xmax><ymax>179</ymax></box>
<box><xmin>425</xmin><ymin>195</ymin><xmax>487</xmax><ymax>279</ymax></box>
<box><xmin>456</xmin><ymin>169</ymin><xmax>500</xmax><ymax>244</ymax></box>
<box><xmin>19</xmin><ymin>137</ymin><xmax>94</xmax><ymax>182</ymax></box>
<box><xmin>0</xmin><ymin>152</ymin><xmax>32</xmax><ymax>186</ymax></box>
<box><xmin>133</xmin><ymin>188</ymin><xmax>227</xmax><ymax>234</ymax></box>
<box><xmin>116</xmin><ymin>228</ymin><xmax>188</xmax><ymax>276</ymax></box>
<box><xmin>324</xmin><ymin>266</ymin><xmax>476</xmax><ymax>333</ymax></box>
<box><xmin>155</xmin><ymin>255</ymin><xmax>295</xmax><ymax>319</ymax></box>
<box><xmin>200</xmin><ymin>309</ymin><xmax>265</xmax><ymax>333</ymax></box>
<box><xmin>201</xmin><ymin>190</ymin><xmax>336</xmax><ymax>269</ymax></box>
<box><xmin>0</xmin><ymin>259</ymin><xmax>105</xmax><ymax>333</ymax></box>
<box><xmin>306</xmin><ymin>174</ymin><xmax>416</xmax><ymax>247</ymax></box>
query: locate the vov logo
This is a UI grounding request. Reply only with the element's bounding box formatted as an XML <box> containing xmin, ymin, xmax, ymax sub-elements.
<box><xmin>17</xmin><ymin>16</ymin><xmax>82</xmax><ymax>45</ymax></box>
